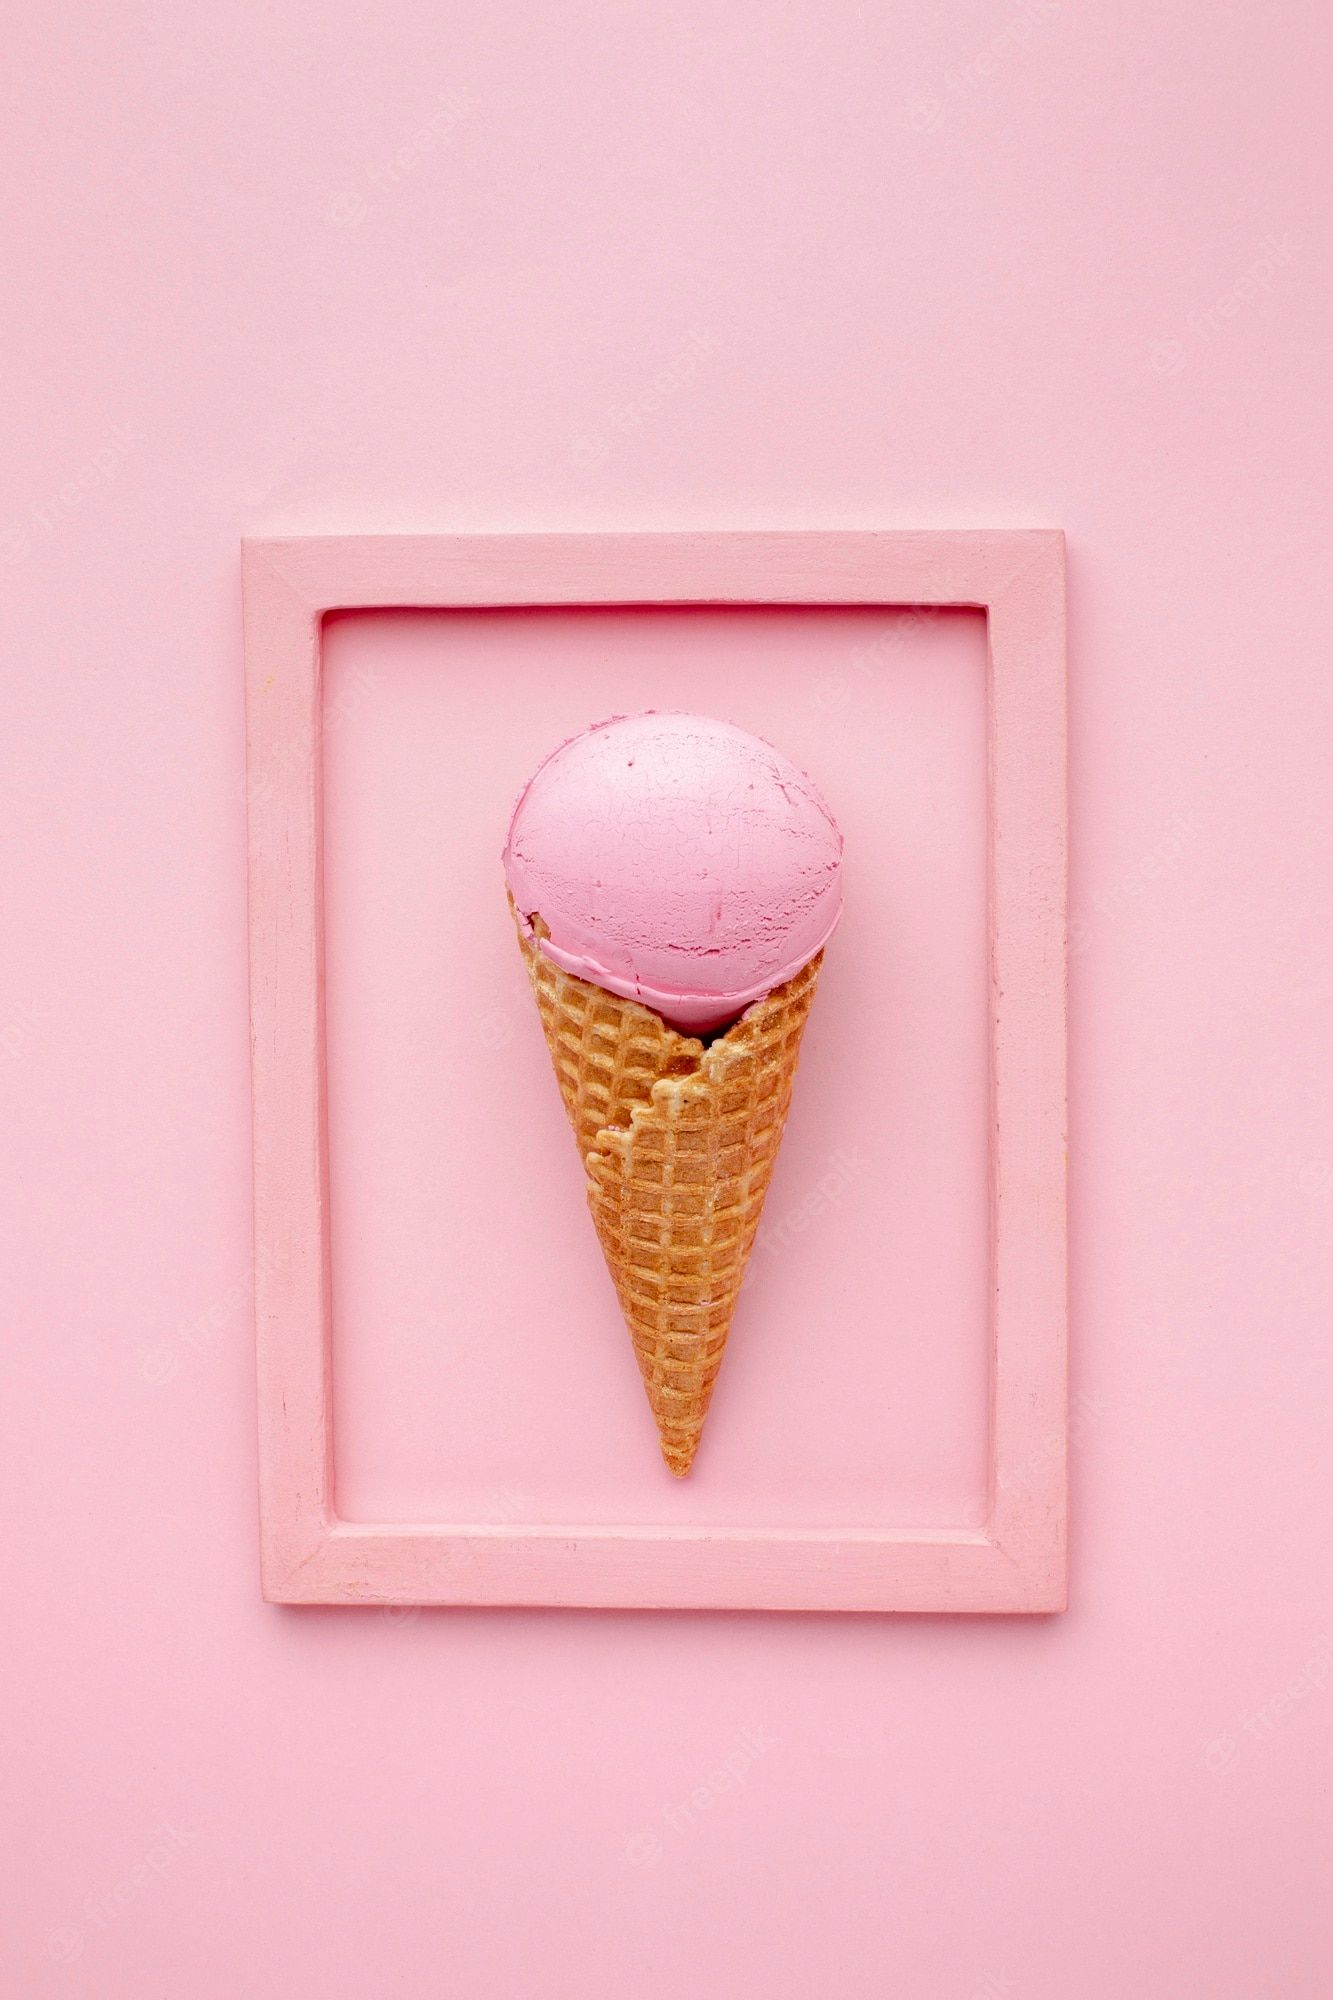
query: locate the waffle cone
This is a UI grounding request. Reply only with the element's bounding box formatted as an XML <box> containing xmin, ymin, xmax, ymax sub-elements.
<box><xmin>513</xmin><ymin>902</ymin><xmax>821</xmax><ymax>1475</ymax></box>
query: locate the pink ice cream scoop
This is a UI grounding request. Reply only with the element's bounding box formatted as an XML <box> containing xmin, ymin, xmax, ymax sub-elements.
<box><xmin>502</xmin><ymin>712</ymin><xmax>843</xmax><ymax>1033</ymax></box>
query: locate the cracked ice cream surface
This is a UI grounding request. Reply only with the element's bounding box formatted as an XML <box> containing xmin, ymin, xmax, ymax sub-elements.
<box><xmin>502</xmin><ymin>712</ymin><xmax>843</xmax><ymax>1033</ymax></box>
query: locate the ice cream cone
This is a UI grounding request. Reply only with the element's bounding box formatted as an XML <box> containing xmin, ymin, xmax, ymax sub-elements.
<box><xmin>514</xmin><ymin>903</ymin><xmax>821</xmax><ymax>1474</ymax></box>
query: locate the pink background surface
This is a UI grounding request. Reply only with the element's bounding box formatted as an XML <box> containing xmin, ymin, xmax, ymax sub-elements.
<box><xmin>3</xmin><ymin>2</ymin><xmax>1331</xmax><ymax>1995</ymax></box>
<box><xmin>324</xmin><ymin>604</ymin><xmax>990</xmax><ymax>1530</ymax></box>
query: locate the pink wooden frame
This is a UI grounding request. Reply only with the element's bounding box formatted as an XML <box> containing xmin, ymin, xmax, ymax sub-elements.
<box><xmin>243</xmin><ymin>530</ymin><xmax>1067</xmax><ymax>1613</ymax></box>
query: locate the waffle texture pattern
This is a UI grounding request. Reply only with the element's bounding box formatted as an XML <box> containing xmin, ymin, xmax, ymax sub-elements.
<box><xmin>514</xmin><ymin>906</ymin><xmax>821</xmax><ymax>1474</ymax></box>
